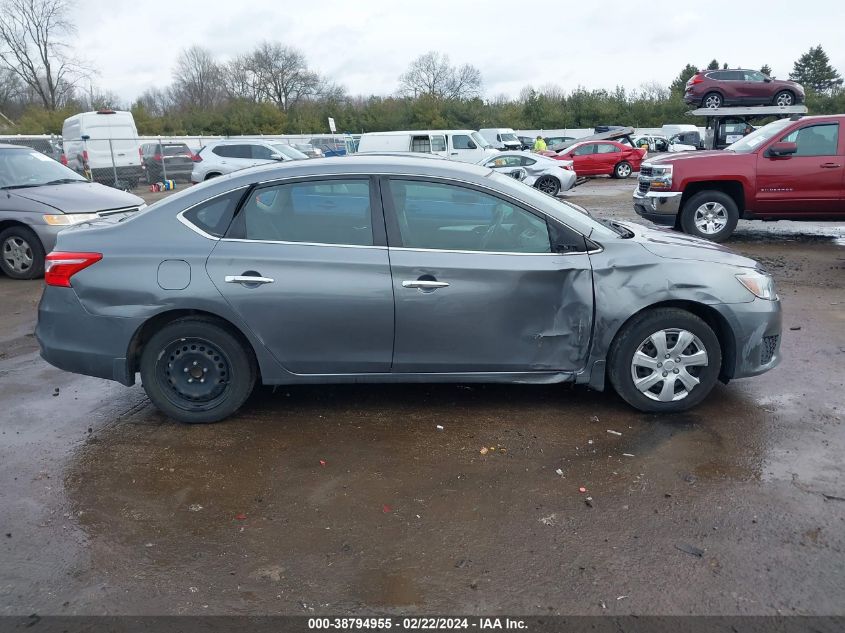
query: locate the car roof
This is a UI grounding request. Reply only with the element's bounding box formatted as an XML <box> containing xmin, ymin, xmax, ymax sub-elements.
<box><xmin>361</xmin><ymin>130</ymin><xmax>478</xmax><ymax>136</ymax></box>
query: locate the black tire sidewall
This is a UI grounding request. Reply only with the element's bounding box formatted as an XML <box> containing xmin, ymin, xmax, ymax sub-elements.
<box><xmin>680</xmin><ymin>190</ymin><xmax>739</xmax><ymax>242</ymax></box>
<box><xmin>140</xmin><ymin>319</ymin><xmax>256</xmax><ymax>424</ymax></box>
<box><xmin>614</xmin><ymin>161</ymin><xmax>632</xmax><ymax>179</ymax></box>
<box><xmin>535</xmin><ymin>176</ymin><xmax>560</xmax><ymax>196</ymax></box>
<box><xmin>0</xmin><ymin>226</ymin><xmax>46</xmax><ymax>279</ymax></box>
<box><xmin>608</xmin><ymin>308</ymin><xmax>722</xmax><ymax>413</ymax></box>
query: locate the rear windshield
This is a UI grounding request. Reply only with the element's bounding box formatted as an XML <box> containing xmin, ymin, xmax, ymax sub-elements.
<box><xmin>162</xmin><ymin>144</ymin><xmax>191</xmax><ymax>156</ymax></box>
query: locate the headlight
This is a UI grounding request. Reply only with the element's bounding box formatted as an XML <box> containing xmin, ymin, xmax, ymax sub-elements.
<box><xmin>736</xmin><ymin>271</ymin><xmax>777</xmax><ymax>300</ymax></box>
<box><xmin>43</xmin><ymin>213</ymin><xmax>100</xmax><ymax>226</ymax></box>
<box><xmin>645</xmin><ymin>164</ymin><xmax>673</xmax><ymax>189</ymax></box>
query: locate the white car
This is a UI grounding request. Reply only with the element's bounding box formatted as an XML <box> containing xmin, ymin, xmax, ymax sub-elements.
<box><xmin>191</xmin><ymin>140</ymin><xmax>308</xmax><ymax>183</ymax></box>
<box><xmin>479</xmin><ymin>151</ymin><xmax>577</xmax><ymax>196</ymax></box>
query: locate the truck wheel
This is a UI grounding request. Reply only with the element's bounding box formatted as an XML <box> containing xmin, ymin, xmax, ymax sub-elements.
<box><xmin>702</xmin><ymin>92</ymin><xmax>723</xmax><ymax>108</ymax></box>
<box><xmin>680</xmin><ymin>191</ymin><xmax>739</xmax><ymax>242</ymax></box>
<box><xmin>613</xmin><ymin>161</ymin><xmax>632</xmax><ymax>179</ymax></box>
<box><xmin>0</xmin><ymin>226</ymin><xmax>45</xmax><ymax>280</ymax></box>
<box><xmin>608</xmin><ymin>308</ymin><xmax>721</xmax><ymax>413</ymax></box>
<box><xmin>773</xmin><ymin>90</ymin><xmax>794</xmax><ymax>106</ymax></box>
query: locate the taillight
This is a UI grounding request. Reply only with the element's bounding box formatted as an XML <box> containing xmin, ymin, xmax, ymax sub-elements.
<box><xmin>82</xmin><ymin>150</ymin><xmax>89</xmax><ymax>164</ymax></box>
<box><xmin>138</xmin><ymin>147</ymin><xmax>144</xmax><ymax>162</ymax></box>
<box><xmin>688</xmin><ymin>74</ymin><xmax>704</xmax><ymax>86</ymax></box>
<box><xmin>153</xmin><ymin>153</ymin><xmax>163</xmax><ymax>161</ymax></box>
<box><xmin>44</xmin><ymin>252</ymin><xmax>102</xmax><ymax>287</ymax></box>
<box><xmin>192</xmin><ymin>152</ymin><xmax>202</xmax><ymax>162</ymax></box>
<box><xmin>60</xmin><ymin>154</ymin><xmax>68</xmax><ymax>166</ymax></box>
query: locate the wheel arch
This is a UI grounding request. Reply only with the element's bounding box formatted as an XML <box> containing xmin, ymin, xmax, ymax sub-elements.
<box><xmin>608</xmin><ymin>300</ymin><xmax>736</xmax><ymax>382</ymax></box>
<box><xmin>677</xmin><ymin>181</ymin><xmax>745</xmax><ymax>228</ymax></box>
<box><xmin>126</xmin><ymin>308</ymin><xmax>263</xmax><ymax>383</ymax></box>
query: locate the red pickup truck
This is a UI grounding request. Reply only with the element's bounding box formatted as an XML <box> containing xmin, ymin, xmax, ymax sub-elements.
<box><xmin>633</xmin><ymin>114</ymin><xmax>844</xmax><ymax>241</ymax></box>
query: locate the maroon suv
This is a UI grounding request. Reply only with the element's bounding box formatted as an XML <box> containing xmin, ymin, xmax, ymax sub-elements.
<box><xmin>684</xmin><ymin>69</ymin><xmax>805</xmax><ymax>109</ymax></box>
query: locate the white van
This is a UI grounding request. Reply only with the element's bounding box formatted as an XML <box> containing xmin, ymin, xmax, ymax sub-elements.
<box><xmin>356</xmin><ymin>130</ymin><xmax>499</xmax><ymax>163</ymax></box>
<box><xmin>479</xmin><ymin>128</ymin><xmax>522</xmax><ymax>151</ymax></box>
<box><xmin>62</xmin><ymin>110</ymin><xmax>143</xmax><ymax>188</ymax></box>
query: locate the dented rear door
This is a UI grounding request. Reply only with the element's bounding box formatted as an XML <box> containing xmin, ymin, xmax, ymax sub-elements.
<box><xmin>383</xmin><ymin>177</ymin><xmax>593</xmax><ymax>373</ymax></box>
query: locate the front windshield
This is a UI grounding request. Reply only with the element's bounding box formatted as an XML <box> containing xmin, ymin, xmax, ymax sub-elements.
<box><xmin>0</xmin><ymin>148</ymin><xmax>87</xmax><ymax>188</ymax></box>
<box><xmin>500</xmin><ymin>133</ymin><xmax>518</xmax><ymax>142</ymax></box>
<box><xmin>471</xmin><ymin>132</ymin><xmax>491</xmax><ymax>148</ymax></box>
<box><xmin>488</xmin><ymin>171</ymin><xmax>619</xmax><ymax>239</ymax></box>
<box><xmin>726</xmin><ymin>118</ymin><xmax>794</xmax><ymax>153</ymax></box>
<box><xmin>271</xmin><ymin>144</ymin><xmax>309</xmax><ymax>160</ymax></box>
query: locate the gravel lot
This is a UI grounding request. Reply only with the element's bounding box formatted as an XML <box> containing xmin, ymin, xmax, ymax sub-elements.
<box><xmin>1</xmin><ymin>177</ymin><xmax>843</xmax><ymax>616</ymax></box>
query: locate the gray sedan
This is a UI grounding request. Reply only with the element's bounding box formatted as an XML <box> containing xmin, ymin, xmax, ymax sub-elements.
<box><xmin>0</xmin><ymin>144</ymin><xmax>144</xmax><ymax>279</ymax></box>
<box><xmin>36</xmin><ymin>156</ymin><xmax>781</xmax><ymax>423</ymax></box>
<box><xmin>479</xmin><ymin>151</ymin><xmax>576</xmax><ymax>196</ymax></box>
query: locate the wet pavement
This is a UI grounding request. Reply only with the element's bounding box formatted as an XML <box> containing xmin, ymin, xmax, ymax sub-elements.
<box><xmin>1</xmin><ymin>179</ymin><xmax>843</xmax><ymax>615</ymax></box>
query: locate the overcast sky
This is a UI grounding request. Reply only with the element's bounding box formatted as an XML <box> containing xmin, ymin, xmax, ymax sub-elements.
<box><xmin>74</xmin><ymin>0</ymin><xmax>845</xmax><ymax>103</ymax></box>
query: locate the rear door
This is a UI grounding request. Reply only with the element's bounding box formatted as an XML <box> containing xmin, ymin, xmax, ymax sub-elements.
<box><xmin>382</xmin><ymin>177</ymin><xmax>593</xmax><ymax>373</ymax></box>
<box><xmin>594</xmin><ymin>143</ymin><xmax>622</xmax><ymax>174</ymax></box>
<box><xmin>206</xmin><ymin>177</ymin><xmax>395</xmax><ymax>374</ymax></box>
<box><xmin>755</xmin><ymin>121</ymin><xmax>844</xmax><ymax>215</ymax></box>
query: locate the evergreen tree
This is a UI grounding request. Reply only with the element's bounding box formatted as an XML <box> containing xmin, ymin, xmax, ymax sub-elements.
<box><xmin>707</xmin><ymin>59</ymin><xmax>719</xmax><ymax>70</ymax></box>
<box><xmin>790</xmin><ymin>45</ymin><xmax>843</xmax><ymax>93</ymax></box>
<box><xmin>670</xmin><ymin>64</ymin><xmax>699</xmax><ymax>93</ymax></box>
<box><xmin>760</xmin><ymin>64</ymin><xmax>773</xmax><ymax>77</ymax></box>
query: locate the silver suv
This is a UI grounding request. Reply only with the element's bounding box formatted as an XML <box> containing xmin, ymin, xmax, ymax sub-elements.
<box><xmin>191</xmin><ymin>140</ymin><xmax>308</xmax><ymax>183</ymax></box>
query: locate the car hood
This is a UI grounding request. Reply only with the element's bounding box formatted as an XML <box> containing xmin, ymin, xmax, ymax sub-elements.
<box><xmin>618</xmin><ymin>221</ymin><xmax>760</xmax><ymax>269</ymax></box>
<box><xmin>643</xmin><ymin>150</ymin><xmax>729</xmax><ymax>165</ymax></box>
<box><xmin>10</xmin><ymin>182</ymin><xmax>144</xmax><ymax>213</ymax></box>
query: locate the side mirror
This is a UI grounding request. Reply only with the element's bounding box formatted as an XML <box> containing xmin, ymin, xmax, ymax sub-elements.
<box><xmin>768</xmin><ymin>141</ymin><xmax>797</xmax><ymax>157</ymax></box>
<box><xmin>764</xmin><ymin>77</ymin><xmax>772</xmax><ymax>82</ymax></box>
<box><xmin>269</xmin><ymin>153</ymin><xmax>284</xmax><ymax>161</ymax></box>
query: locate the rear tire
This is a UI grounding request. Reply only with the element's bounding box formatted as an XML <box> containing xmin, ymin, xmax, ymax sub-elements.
<box><xmin>0</xmin><ymin>226</ymin><xmax>45</xmax><ymax>280</ymax></box>
<box><xmin>680</xmin><ymin>190</ymin><xmax>739</xmax><ymax>242</ymax></box>
<box><xmin>534</xmin><ymin>176</ymin><xmax>560</xmax><ymax>196</ymax></box>
<box><xmin>613</xmin><ymin>161</ymin><xmax>632</xmax><ymax>179</ymax></box>
<box><xmin>608</xmin><ymin>308</ymin><xmax>721</xmax><ymax>413</ymax></box>
<box><xmin>139</xmin><ymin>318</ymin><xmax>256</xmax><ymax>424</ymax></box>
<box><xmin>702</xmin><ymin>92</ymin><xmax>723</xmax><ymax>108</ymax></box>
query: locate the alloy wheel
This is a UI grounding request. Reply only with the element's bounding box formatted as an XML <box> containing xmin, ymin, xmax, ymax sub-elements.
<box><xmin>693</xmin><ymin>202</ymin><xmax>728</xmax><ymax>235</ymax></box>
<box><xmin>617</xmin><ymin>163</ymin><xmax>632</xmax><ymax>178</ymax></box>
<box><xmin>536</xmin><ymin>177</ymin><xmax>558</xmax><ymax>195</ymax></box>
<box><xmin>630</xmin><ymin>329</ymin><xmax>709</xmax><ymax>402</ymax></box>
<box><xmin>2</xmin><ymin>236</ymin><xmax>33</xmax><ymax>274</ymax></box>
<box><xmin>704</xmin><ymin>94</ymin><xmax>721</xmax><ymax>108</ymax></box>
<box><xmin>775</xmin><ymin>92</ymin><xmax>793</xmax><ymax>106</ymax></box>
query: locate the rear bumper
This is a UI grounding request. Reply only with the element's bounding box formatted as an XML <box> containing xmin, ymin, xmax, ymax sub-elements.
<box><xmin>36</xmin><ymin>286</ymin><xmax>142</xmax><ymax>386</ymax></box>
<box><xmin>714</xmin><ymin>297</ymin><xmax>783</xmax><ymax>379</ymax></box>
<box><xmin>633</xmin><ymin>190</ymin><xmax>683</xmax><ymax>226</ymax></box>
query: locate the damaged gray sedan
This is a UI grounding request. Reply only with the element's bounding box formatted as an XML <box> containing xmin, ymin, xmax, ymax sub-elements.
<box><xmin>36</xmin><ymin>156</ymin><xmax>781</xmax><ymax>423</ymax></box>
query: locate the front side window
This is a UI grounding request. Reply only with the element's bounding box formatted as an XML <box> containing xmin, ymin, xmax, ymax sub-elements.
<box><xmin>251</xmin><ymin>144</ymin><xmax>274</xmax><ymax>160</ymax></box>
<box><xmin>572</xmin><ymin>144</ymin><xmax>595</xmax><ymax>156</ymax></box>
<box><xmin>230</xmin><ymin>179</ymin><xmax>373</xmax><ymax>246</ymax></box>
<box><xmin>486</xmin><ymin>156</ymin><xmax>522</xmax><ymax>168</ymax></box>
<box><xmin>744</xmin><ymin>70</ymin><xmax>765</xmax><ymax>82</ymax></box>
<box><xmin>452</xmin><ymin>135</ymin><xmax>476</xmax><ymax>150</ymax></box>
<box><xmin>781</xmin><ymin>124</ymin><xmax>839</xmax><ymax>156</ymax></box>
<box><xmin>388</xmin><ymin>179</ymin><xmax>551</xmax><ymax>253</ymax></box>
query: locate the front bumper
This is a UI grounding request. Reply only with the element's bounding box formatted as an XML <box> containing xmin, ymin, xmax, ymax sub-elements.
<box><xmin>633</xmin><ymin>189</ymin><xmax>683</xmax><ymax>226</ymax></box>
<box><xmin>36</xmin><ymin>286</ymin><xmax>142</xmax><ymax>386</ymax></box>
<box><xmin>714</xmin><ymin>297</ymin><xmax>783</xmax><ymax>380</ymax></box>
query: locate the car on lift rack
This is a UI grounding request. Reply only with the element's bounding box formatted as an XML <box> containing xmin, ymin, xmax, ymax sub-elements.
<box><xmin>684</xmin><ymin>69</ymin><xmax>805</xmax><ymax>109</ymax></box>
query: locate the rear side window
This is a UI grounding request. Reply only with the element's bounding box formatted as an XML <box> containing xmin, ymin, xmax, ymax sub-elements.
<box><xmin>212</xmin><ymin>144</ymin><xmax>250</xmax><ymax>158</ymax></box>
<box><xmin>182</xmin><ymin>189</ymin><xmax>243</xmax><ymax>237</ymax></box>
<box><xmin>781</xmin><ymin>124</ymin><xmax>839</xmax><ymax>156</ymax></box>
<box><xmin>229</xmin><ymin>179</ymin><xmax>373</xmax><ymax>246</ymax></box>
<box><xmin>596</xmin><ymin>143</ymin><xmax>620</xmax><ymax>154</ymax></box>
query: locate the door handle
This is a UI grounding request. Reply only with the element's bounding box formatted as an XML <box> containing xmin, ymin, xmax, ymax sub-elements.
<box><xmin>402</xmin><ymin>280</ymin><xmax>449</xmax><ymax>289</ymax></box>
<box><xmin>225</xmin><ymin>275</ymin><xmax>274</xmax><ymax>285</ymax></box>
<box><xmin>820</xmin><ymin>162</ymin><xmax>841</xmax><ymax>168</ymax></box>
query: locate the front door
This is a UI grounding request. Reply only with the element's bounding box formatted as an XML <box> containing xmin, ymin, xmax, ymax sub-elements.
<box><xmin>449</xmin><ymin>133</ymin><xmax>484</xmax><ymax>163</ymax></box>
<box><xmin>568</xmin><ymin>143</ymin><xmax>598</xmax><ymax>175</ymax></box>
<box><xmin>755</xmin><ymin>122</ymin><xmax>844</xmax><ymax>215</ymax></box>
<box><xmin>206</xmin><ymin>177</ymin><xmax>394</xmax><ymax>374</ymax></box>
<box><xmin>382</xmin><ymin>177</ymin><xmax>593</xmax><ymax>373</ymax></box>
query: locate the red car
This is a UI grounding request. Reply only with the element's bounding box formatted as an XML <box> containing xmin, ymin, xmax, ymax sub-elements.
<box><xmin>544</xmin><ymin>141</ymin><xmax>646</xmax><ymax>179</ymax></box>
<box><xmin>683</xmin><ymin>69</ymin><xmax>805</xmax><ymax>109</ymax></box>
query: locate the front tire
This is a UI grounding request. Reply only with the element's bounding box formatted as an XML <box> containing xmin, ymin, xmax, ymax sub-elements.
<box><xmin>534</xmin><ymin>176</ymin><xmax>560</xmax><ymax>196</ymax></box>
<box><xmin>140</xmin><ymin>318</ymin><xmax>256</xmax><ymax>424</ymax></box>
<box><xmin>0</xmin><ymin>226</ymin><xmax>45</xmax><ymax>280</ymax></box>
<box><xmin>680</xmin><ymin>190</ymin><xmax>739</xmax><ymax>242</ymax></box>
<box><xmin>773</xmin><ymin>90</ymin><xmax>794</xmax><ymax>106</ymax></box>
<box><xmin>613</xmin><ymin>161</ymin><xmax>632</xmax><ymax>179</ymax></box>
<box><xmin>608</xmin><ymin>308</ymin><xmax>721</xmax><ymax>413</ymax></box>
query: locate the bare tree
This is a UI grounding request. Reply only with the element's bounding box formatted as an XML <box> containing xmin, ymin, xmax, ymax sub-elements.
<box><xmin>398</xmin><ymin>51</ymin><xmax>482</xmax><ymax>100</ymax></box>
<box><xmin>222</xmin><ymin>53</ymin><xmax>261</xmax><ymax>101</ymax></box>
<box><xmin>134</xmin><ymin>87</ymin><xmax>173</xmax><ymax>117</ymax></box>
<box><xmin>172</xmin><ymin>45</ymin><xmax>224</xmax><ymax>109</ymax></box>
<box><xmin>251</xmin><ymin>42</ymin><xmax>320</xmax><ymax>111</ymax></box>
<box><xmin>0</xmin><ymin>0</ymin><xmax>86</xmax><ymax>109</ymax></box>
